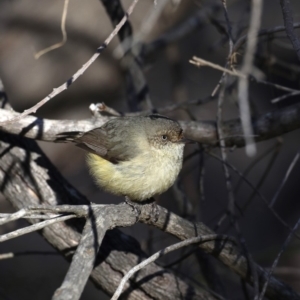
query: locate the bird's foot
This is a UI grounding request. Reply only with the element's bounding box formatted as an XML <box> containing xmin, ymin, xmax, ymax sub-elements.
<box><xmin>150</xmin><ymin>201</ymin><xmax>159</xmax><ymax>222</ymax></box>
<box><xmin>125</xmin><ymin>196</ymin><xmax>141</xmax><ymax>222</ymax></box>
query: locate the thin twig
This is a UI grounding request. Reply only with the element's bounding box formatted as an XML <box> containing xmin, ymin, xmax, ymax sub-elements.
<box><xmin>234</xmin><ymin>142</ymin><xmax>280</xmax><ymax>193</ymax></box>
<box><xmin>34</xmin><ymin>0</ymin><xmax>70</xmax><ymax>59</ymax></box>
<box><xmin>279</xmin><ymin>0</ymin><xmax>300</xmax><ymax>61</ymax></box>
<box><xmin>92</xmin><ymin>102</ymin><xmax>122</xmax><ymax>117</ymax></box>
<box><xmin>242</xmin><ymin>142</ymin><xmax>281</xmax><ymax>211</ymax></box>
<box><xmin>190</xmin><ymin>56</ymin><xmax>300</xmax><ymax>93</ymax></box>
<box><xmin>114</xmin><ymin>0</ymin><xmax>168</xmax><ymax>59</ymax></box>
<box><xmin>0</xmin><ymin>251</ymin><xmax>58</xmax><ymax>260</ymax></box>
<box><xmin>0</xmin><ymin>205</ymin><xmax>89</xmax><ymax>225</ymax></box>
<box><xmin>233</xmin><ymin>22</ymin><xmax>300</xmax><ymax>56</ymax></box>
<box><xmin>210</xmin><ymin>0</ymin><xmax>234</xmax><ymax>97</ymax></box>
<box><xmin>111</xmin><ymin>234</ymin><xmax>233</xmax><ymax>300</ymax></box>
<box><xmin>0</xmin><ymin>253</ymin><xmax>14</xmax><ymax>260</ymax></box>
<box><xmin>238</xmin><ymin>0</ymin><xmax>263</xmax><ymax>156</ymax></box>
<box><xmin>258</xmin><ymin>216</ymin><xmax>300</xmax><ymax>300</ymax></box>
<box><xmin>214</xmin><ymin>11</ymin><xmax>260</xmax><ymax>292</ymax></box>
<box><xmin>206</xmin><ymin>150</ymin><xmax>300</xmax><ymax>240</ymax></box>
<box><xmin>218</xmin><ymin>73</ymin><xmax>259</xmax><ymax>297</ymax></box>
<box><xmin>0</xmin><ymin>0</ymin><xmax>140</xmax><ymax>126</ymax></box>
<box><xmin>0</xmin><ymin>209</ymin><xmax>26</xmax><ymax>225</ymax></box>
<box><xmin>162</xmin><ymin>246</ymin><xmax>198</xmax><ymax>269</ymax></box>
<box><xmin>270</xmin><ymin>151</ymin><xmax>300</xmax><ymax>207</ymax></box>
<box><xmin>0</xmin><ymin>215</ymin><xmax>76</xmax><ymax>242</ymax></box>
<box><xmin>271</xmin><ymin>91</ymin><xmax>300</xmax><ymax>103</ymax></box>
<box><xmin>101</xmin><ymin>0</ymin><xmax>153</xmax><ymax>110</ymax></box>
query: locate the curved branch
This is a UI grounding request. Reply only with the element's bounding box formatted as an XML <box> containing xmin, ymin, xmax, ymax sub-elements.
<box><xmin>139</xmin><ymin>207</ymin><xmax>300</xmax><ymax>300</ymax></box>
<box><xmin>0</xmin><ymin>127</ymin><xmax>298</xmax><ymax>299</ymax></box>
<box><xmin>0</xmin><ymin>131</ymin><xmax>217</xmax><ymax>300</ymax></box>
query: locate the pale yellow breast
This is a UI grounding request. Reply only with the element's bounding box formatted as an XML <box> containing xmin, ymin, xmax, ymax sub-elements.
<box><xmin>87</xmin><ymin>143</ymin><xmax>184</xmax><ymax>201</ymax></box>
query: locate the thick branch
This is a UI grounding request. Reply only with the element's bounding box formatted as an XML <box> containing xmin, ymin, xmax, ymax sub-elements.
<box><xmin>1</xmin><ymin>103</ymin><xmax>300</xmax><ymax>147</ymax></box>
<box><xmin>0</xmin><ymin>130</ymin><xmax>298</xmax><ymax>299</ymax></box>
<box><xmin>139</xmin><ymin>207</ymin><xmax>300</xmax><ymax>300</ymax></box>
<box><xmin>0</xmin><ymin>131</ymin><xmax>216</xmax><ymax>300</ymax></box>
<box><xmin>101</xmin><ymin>0</ymin><xmax>153</xmax><ymax>111</ymax></box>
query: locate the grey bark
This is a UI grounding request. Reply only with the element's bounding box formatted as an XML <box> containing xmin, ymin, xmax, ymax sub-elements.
<box><xmin>0</xmin><ymin>131</ymin><xmax>217</xmax><ymax>300</ymax></box>
<box><xmin>0</xmin><ymin>130</ymin><xmax>299</xmax><ymax>299</ymax></box>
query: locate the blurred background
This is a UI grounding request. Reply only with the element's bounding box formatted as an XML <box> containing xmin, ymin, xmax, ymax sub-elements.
<box><xmin>1</xmin><ymin>0</ymin><xmax>300</xmax><ymax>299</ymax></box>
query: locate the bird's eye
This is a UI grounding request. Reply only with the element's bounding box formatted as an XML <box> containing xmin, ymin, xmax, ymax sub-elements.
<box><xmin>162</xmin><ymin>135</ymin><xmax>168</xmax><ymax>141</ymax></box>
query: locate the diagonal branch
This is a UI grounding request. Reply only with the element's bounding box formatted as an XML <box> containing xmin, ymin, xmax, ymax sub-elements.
<box><xmin>101</xmin><ymin>0</ymin><xmax>153</xmax><ymax>111</ymax></box>
<box><xmin>140</xmin><ymin>206</ymin><xmax>300</xmax><ymax>300</ymax></box>
<box><xmin>53</xmin><ymin>207</ymin><xmax>109</xmax><ymax>300</ymax></box>
<box><xmin>111</xmin><ymin>234</ymin><xmax>233</xmax><ymax>300</ymax></box>
<box><xmin>0</xmin><ymin>0</ymin><xmax>140</xmax><ymax>126</ymax></box>
<box><xmin>0</xmin><ymin>131</ymin><xmax>218</xmax><ymax>300</ymax></box>
<box><xmin>0</xmin><ymin>129</ymin><xmax>298</xmax><ymax>300</ymax></box>
<box><xmin>279</xmin><ymin>0</ymin><xmax>300</xmax><ymax>61</ymax></box>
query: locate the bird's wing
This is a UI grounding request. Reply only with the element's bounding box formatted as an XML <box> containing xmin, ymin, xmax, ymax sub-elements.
<box><xmin>72</xmin><ymin>126</ymin><xmax>139</xmax><ymax>164</ymax></box>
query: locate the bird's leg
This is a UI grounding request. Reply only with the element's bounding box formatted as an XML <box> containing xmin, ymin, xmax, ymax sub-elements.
<box><xmin>125</xmin><ymin>196</ymin><xmax>141</xmax><ymax>221</ymax></box>
<box><xmin>150</xmin><ymin>198</ymin><xmax>159</xmax><ymax>222</ymax></box>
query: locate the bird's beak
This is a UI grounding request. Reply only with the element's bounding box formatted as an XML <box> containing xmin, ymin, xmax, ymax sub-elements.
<box><xmin>179</xmin><ymin>137</ymin><xmax>196</xmax><ymax>144</ymax></box>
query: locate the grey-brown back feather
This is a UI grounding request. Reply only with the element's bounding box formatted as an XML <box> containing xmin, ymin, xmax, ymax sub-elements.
<box><xmin>74</xmin><ymin>128</ymin><xmax>108</xmax><ymax>157</ymax></box>
<box><xmin>56</xmin><ymin>114</ymin><xmax>181</xmax><ymax>164</ymax></box>
<box><xmin>72</xmin><ymin>119</ymin><xmax>142</xmax><ymax>163</ymax></box>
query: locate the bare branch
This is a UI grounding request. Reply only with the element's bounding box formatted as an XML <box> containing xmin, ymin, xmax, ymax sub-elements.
<box><xmin>238</xmin><ymin>0</ymin><xmax>263</xmax><ymax>156</ymax></box>
<box><xmin>0</xmin><ymin>215</ymin><xmax>76</xmax><ymax>242</ymax></box>
<box><xmin>0</xmin><ymin>205</ymin><xmax>90</xmax><ymax>225</ymax></box>
<box><xmin>206</xmin><ymin>150</ymin><xmax>299</xmax><ymax>239</ymax></box>
<box><xmin>91</xmin><ymin>102</ymin><xmax>122</xmax><ymax>117</ymax></box>
<box><xmin>233</xmin><ymin>22</ymin><xmax>300</xmax><ymax>55</ymax></box>
<box><xmin>0</xmin><ymin>253</ymin><xmax>14</xmax><ymax>260</ymax></box>
<box><xmin>0</xmin><ymin>0</ymin><xmax>140</xmax><ymax>126</ymax></box>
<box><xmin>0</xmin><ymin>208</ymin><xmax>26</xmax><ymax>225</ymax></box>
<box><xmin>34</xmin><ymin>0</ymin><xmax>70</xmax><ymax>59</ymax></box>
<box><xmin>53</xmin><ymin>206</ymin><xmax>111</xmax><ymax>300</ymax></box>
<box><xmin>190</xmin><ymin>56</ymin><xmax>300</xmax><ymax>93</ymax></box>
<box><xmin>101</xmin><ymin>0</ymin><xmax>153</xmax><ymax>110</ymax></box>
<box><xmin>258</xmin><ymin>216</ymin><xmax>300</xmax><ymax>300</ymax></box>
<box><xmin>271</xmin><ymin>91</ymin><xmax>300</xmax><ymax>103</ymax></box>
<box><xmin>0</xmin><ymin>129</ymin><xmax>297</xmax><ymax>299</ymax></box>
<box><xmin>140</xmin><ymin>206</ymin><xmax>300</xmax><ymax>300</ymax></box>
<box><xmin>111</xmin><ymin>234</ymin><xmax>233</xmax><ymax>300</ymax></box>
<box><xmin>2</xmin><ymin>102</ymin><xmax>300</xmax><ymax>147</ymax></box>
<box><xmin>279</xmin><ymin>0</ymin><xmax>300</xmax><ymax>61</ymax></box>
<box><xmin>270</xmin><ymin>151</ymin><xmax>300</xmax><ymax>207</ymax></box>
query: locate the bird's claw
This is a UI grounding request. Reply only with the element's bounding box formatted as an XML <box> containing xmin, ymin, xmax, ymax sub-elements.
<box><xmin>125</xmin><ymin>197</ymin><xmax>141</xmax><ymax>222</ymax></box>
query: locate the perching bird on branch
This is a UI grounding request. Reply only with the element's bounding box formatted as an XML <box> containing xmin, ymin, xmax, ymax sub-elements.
<box><xmin>57</xmin><ymin>114</ymin><xmax>192</xmax><ymax>202</ymax></box>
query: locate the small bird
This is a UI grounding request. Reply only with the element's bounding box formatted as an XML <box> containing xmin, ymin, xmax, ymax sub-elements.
<box><xmin>58</xmin><ymin>114</ymin><xmax>190</xmax><ymax>202</ymax></box>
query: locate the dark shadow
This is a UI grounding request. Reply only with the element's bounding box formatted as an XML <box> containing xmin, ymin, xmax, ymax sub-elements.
<box><xmin>20</xmin><ymin>118</ymin><xmax>44</xmax><ymax>140</ymax></box>
<box><xmin>66</xmin><ymin>76</ymin><xmax>74</xmax><ymax>88</ymax></box>
<box><xmin>162</xmin><ymin>209</ymin><xmax>171</xmax><ymax>232</ymax></box>
<box><xmin>88</xmin><ymin>205</ymin><xmax>99</xmax><ymax>265</ymax></box>
<box><xmin>0</xmin><ymin>160</ymin><xmax>16</xmax><ymax>193</ymax></box>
